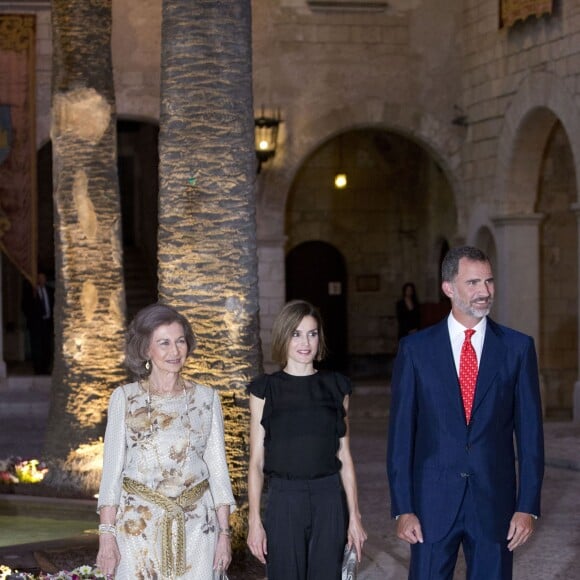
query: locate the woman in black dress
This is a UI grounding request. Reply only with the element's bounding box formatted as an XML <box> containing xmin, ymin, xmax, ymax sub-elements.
<box><xmin>396</xmin><ymin>282</ymin><xmax>421</xmax><ymax>339</ymax></box>
<box><xmin>247</xmin><ymin>300</ymin><xmax>367</xmax><ymax>579</ymax></box>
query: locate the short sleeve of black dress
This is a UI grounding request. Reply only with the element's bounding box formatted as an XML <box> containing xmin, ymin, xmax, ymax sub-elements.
<box><xmin>334</xmin><ymin>371</ymin><xmax>352</xmax><ymax>398</ymax></box>
<box><xmin>250</xmin><ymin>370</ymin><xmax>353</xmax><ymax>479</ymax></box>
<box><xmin>331</xmin><ymin>371</ymin><xmax>352</xmax><ymax>438</ymax></box>
<box><xmin>248</xmin><ymin>374</ymin><xmax>274</xmax><ymax>443</ymax></box>
<box><xmin>248</xmin><ymin>374</ymin><xmax>268</xmax><ymax>399</ymax></box>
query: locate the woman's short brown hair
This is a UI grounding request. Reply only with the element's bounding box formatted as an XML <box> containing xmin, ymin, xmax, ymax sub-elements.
<box><xmin>125</xmin><ymin>303</ymin><xmax>196</xmax><ymax>379</ymax></box>
<box><xmin>271</xmin><ymin>300</ymin><xmax>328</xmax><ymax>367</ymax></box>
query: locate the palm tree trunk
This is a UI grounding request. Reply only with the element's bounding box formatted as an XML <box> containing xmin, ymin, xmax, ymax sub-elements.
<box><xmin>45</xmin><ymin>0</ymin><xmax>126</xmax><ymax>494</ymax></box>
<box><xmin>159</xmin><ymin>0</ymin><xmax>260</xmax><ymax>546</ymax></box>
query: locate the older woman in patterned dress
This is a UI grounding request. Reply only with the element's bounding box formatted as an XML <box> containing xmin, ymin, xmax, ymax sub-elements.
<box><xmin>96</xmin><ymin>304</ymin><xmax>236</xmax><ymax>579</ymax></box>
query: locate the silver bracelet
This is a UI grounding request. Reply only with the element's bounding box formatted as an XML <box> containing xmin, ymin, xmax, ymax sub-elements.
<box><xmin>218</xmin><ymin>527</ymin><xmax>231</xmax><ymax>536</ymax></box>
<box><xmin>98</xmin><ymin>523</ymin><xmax>117</xmax><ymax>537</ymax></box>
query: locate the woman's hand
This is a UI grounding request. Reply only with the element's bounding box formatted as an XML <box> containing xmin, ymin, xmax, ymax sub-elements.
<box><xmin>347</xmin><ymin>513</ymin><xmax>367</xmax><ymax>563</ymax></box>
<box><xmin>247</xmin><ymin>519</ymin><xmax>268</xmax><ymax>564</ymax></box>
<box><xmin>213</xmin><ymin>532</ymin><xmax>232</xmax><ymax>572</ymax></box>
<box><xmin>96</xmin><ymin>534</ymin><xmax>121</xmax><ymax>576</ymax></box>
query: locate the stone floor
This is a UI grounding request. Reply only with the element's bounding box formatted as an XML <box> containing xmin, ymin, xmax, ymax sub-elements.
<box><xmin>0</xmin><ymin>375</ymin><xmax>579</xmax><ymax>579</ymax></box>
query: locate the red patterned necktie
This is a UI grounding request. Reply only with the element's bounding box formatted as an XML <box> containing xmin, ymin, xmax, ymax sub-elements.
<box><xmin>459</xmin><ymin>329</ymin><xmax>478</xmax><ymax>424</ymax></box>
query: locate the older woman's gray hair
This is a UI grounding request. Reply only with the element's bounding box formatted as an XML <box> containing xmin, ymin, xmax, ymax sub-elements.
<box><xmin>125</xmin><ymin>303</ymin><xmax>196</xmax><ymax>379</ymax></box>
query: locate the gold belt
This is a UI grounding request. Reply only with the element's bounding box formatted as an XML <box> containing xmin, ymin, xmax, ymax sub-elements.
<box><xmin>122</xmin><ymin>476</ymin><xmax>209</xmax><ymax>577</ymax></box>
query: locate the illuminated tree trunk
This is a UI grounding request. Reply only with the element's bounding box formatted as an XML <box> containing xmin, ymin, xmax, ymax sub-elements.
<box><xmin>44</xmin><ymin>0</ymin><xmax>126</xmax><ymax>493</ymax></box>
<box><xmin>158</xmin><ymin>0</ymin><xmax>260</xmax><ymax>546</ymax></box>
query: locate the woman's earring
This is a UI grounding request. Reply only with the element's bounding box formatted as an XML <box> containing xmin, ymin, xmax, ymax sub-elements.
<box><xmin>145</xmin><ymin>360</ymin><xmax>151</xmax><ymax>372</ymax></box>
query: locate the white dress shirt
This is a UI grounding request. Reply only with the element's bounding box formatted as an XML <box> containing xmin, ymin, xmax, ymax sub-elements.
<box><xmin>447</xmin><ymin>313</ymin><xmax>486</xmax><ymax>374</ymax></box>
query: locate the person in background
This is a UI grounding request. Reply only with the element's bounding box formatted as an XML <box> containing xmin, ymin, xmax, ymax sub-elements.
<box><xmin>387</xmin><ymin>246</ymin><xmax>544</xmax><ymax>579</ymax></box>
<box><xmin>21</xmin><ymin>271</ymin><xmax>54</xmax><ymax>375</ymax></box>
<box><xmin>96</xmin><ymin>303</ymin><xmax>236</xmax><ymax>579</ymax></box>
<box><xmin>395</xmin><ymin>282</ymin><xmax>420</xmax><ymax>340</ymax></box>
<box><xmin>247</xmin><ymin>300</ymin><xmax>367</xmax><ymax>580</ymax></box>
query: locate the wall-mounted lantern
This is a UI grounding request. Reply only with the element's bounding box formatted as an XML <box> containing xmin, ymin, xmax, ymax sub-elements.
<box><xmin>255</xmin><ymin>108</ymin><xmax>282</xmax><ymax>172</ymax></box>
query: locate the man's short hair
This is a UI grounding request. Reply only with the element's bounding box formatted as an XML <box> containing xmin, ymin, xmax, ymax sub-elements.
<box><xmin>441</xmin><ymin>246</ymin><xmax>490</xmax><ymax>282</ymax></box>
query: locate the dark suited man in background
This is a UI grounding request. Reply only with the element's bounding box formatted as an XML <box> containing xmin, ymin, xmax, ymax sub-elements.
<box><xmin>387</xmin><ymin>246</ymin><xmax>544</xmax><ymax>579</ymax></box>
<box><xmin>21</xmin><ymin>271</ymin><xmax>54</xmax><ymax>375</ymax></box>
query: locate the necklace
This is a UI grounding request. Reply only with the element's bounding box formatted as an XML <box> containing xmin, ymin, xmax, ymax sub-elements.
<box><xmin>143</xmin><ymin>377</ymin><xmax>190</xmax><ymax>437</ymax></box>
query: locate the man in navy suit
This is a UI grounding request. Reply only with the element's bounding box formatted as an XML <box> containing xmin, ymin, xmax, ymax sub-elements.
<box><xmin>387</xmin><ymin>246</ymin><xmax>544</xmax><ymax>579</ymax></box>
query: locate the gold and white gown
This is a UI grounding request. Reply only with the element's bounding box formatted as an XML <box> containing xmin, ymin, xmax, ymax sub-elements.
<box><xmin>98</xmin><ymin>381</ymin><xmax>236</xmax><ymax>579</ymax></box>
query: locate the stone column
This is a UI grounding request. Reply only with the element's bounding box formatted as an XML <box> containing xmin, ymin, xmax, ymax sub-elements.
<box><xmin>572</xmin><ymin>203</ymin><xmax>580</xmax><ymax>422</ymax></box>
<box><xmin>492</xmin><ymin>213</ymin><xmax>545</xmax><ymax>415</ymax></box>
<box><xmin>491</xmin><ymin>213</ymin><xmax>544</xmax><ymax>343</ymax></box>
<box><xmin>257</xmin><ymin>236</ymin><xmax>287</xmax><ymax>372</ymax></box>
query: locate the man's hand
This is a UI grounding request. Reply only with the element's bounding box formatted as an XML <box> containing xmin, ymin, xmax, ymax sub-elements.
<box><xmin>507</xmin><ymin>512</ymin><xmax>534</xmax><ymax>551</ymax></box>
<box><xmin>396</xmin><ymin>513</ymin><xmax>424</xmax><ymax>544</ymax></box>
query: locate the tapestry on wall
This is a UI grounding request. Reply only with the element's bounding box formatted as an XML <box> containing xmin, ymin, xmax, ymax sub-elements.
<box><xmin>0</xmin><ymin>14</ymin><xmax>37</xmax><ymax>285</ymax></box>
<box><xmin>500</xmin><ymin>0</ymin><xmax>554</xmax><ymax>28</ymax></box>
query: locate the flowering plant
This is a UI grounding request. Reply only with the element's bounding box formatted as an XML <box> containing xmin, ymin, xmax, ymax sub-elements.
<box><xmin>14</xmin><ymin>459</ymin><xmax>48</xmax><ymax>484</ymax></box>
<box><xmin>0</xmin><ymin>563</ymin><xmax>35</xmax><ymax>578</ymax></box>
<box><xmin>0</xmin><ymin>457</ymin><xmax>48</xmax><ymax>486</ymax></box>
<box><xmin>0</xmin><ymin>564</ymin><xmax>106</xmax><ymax>579</ymax></box>
<box><xmin>43</xmin><ymin>564</ymin><xmax>107</xmax><ymax>579</ymax></box>
<box><xmin>0</xmin><ymin>470</ymin><xmax>18</xmax><ymax>485</ymax></box>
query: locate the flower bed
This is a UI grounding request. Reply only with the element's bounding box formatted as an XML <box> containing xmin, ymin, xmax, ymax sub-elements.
<box><xmin>0</xmin><ymin>458</ymin><xmax>48</xmax><ymax>491</ymax></box>
<box><xmin>0</xmin><ymin>564</ymin><xmax>106</xmax><ymax>579</ymax></box>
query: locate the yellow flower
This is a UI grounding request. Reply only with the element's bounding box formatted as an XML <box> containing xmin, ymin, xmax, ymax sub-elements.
<box><xmin>14</xmin><ymin>459</ymin><xmax>48</xmax><ymax>483</ymax></box>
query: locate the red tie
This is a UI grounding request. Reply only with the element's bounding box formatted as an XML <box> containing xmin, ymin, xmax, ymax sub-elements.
<box><xmin>459</xmin><ymin>329</ymin><xmax>478</xmax><ymax>424</ymax></box>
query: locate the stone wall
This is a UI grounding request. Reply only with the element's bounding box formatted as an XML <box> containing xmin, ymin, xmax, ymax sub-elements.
<box><xmin>460</xmin><ymin>1</ymin><xmax>580</xmax><ymax>415</ymax></box>
<box><xmin>253</xmin><ymin>0</ymin><xmax>465</xmax><ymax>369</ymax></box>
<box><xmin>111</xmin><ymin>0</ymin><xmax>161</xmax><ymax>122</ymax></box>
<box><xmin>2</xmin><ymin>0</ymin><xmax>578</xmax><ymax>412</ymax></box>
<box><xmin>5</xmin><ymin>0</ymin><xmax>163</xmax><ymax>147</ymax></box>
<box><xmin>254</xmin><ymin>0</ymin><xmax>579</xmax><ymax>410</ymax></box>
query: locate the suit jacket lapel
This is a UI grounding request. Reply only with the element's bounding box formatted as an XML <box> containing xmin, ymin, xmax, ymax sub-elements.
<box><xmin>428</xmin><ymin>320</ymin><xmax>466</xmax><ymax>421</ymax></box>
<box><xmin>472</xmin><ymin>319</ymin><xmax>504</xmax><ymax>417</ymax></box>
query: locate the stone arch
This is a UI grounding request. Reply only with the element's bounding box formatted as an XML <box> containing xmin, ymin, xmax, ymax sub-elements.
<box><xmin>494</xmin><ymin>71</ymin><xmax>580</xmax><ymax>418</ymax></box>
<box><xmin>256</xmin><ymin>102</ymin><xmax>464</xmax><ymax>370</ymax></box>
<box><xmin>495</xmin><ymin>70</ymin><xmax>580</xmax><ymax>212</ymax></box>
<box><xmin>492</xmin><ymin>71</ymin><xmax>580</xmax><ymax>333</ymax></box>
<box><xmin>257</xmin><ymin>100</ymin><xmax>464</xmax><ymax>240</ymax></box>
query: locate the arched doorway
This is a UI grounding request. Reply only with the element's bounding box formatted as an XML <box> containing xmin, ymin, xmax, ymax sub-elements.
<box><xmin>284</xmin><ymin>128</ymin><xmax>457</xmax><ymax>376</ymax></box>
<box><xmin>286</xmin><ymin>241</ymin><xmax>348</xmax><ymax>372</ymax></box>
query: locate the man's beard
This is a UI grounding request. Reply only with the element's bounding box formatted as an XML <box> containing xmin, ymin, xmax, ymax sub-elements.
<box><xmin>453</xmin><ymin>294</ymin><xmax>493</xmax><ymax>319</ymax></box>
